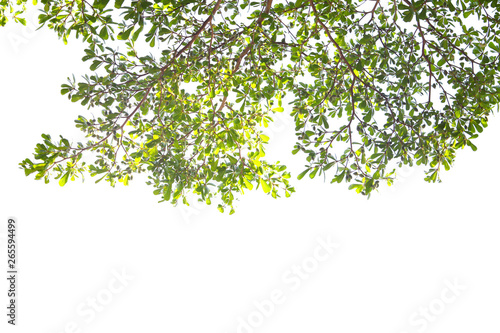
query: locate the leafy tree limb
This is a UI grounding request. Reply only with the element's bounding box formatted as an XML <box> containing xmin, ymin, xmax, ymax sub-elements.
<box><xmin>2</xmin><ymin>0</ymin><xmax>499</xmax><ymax>212</ymax></box>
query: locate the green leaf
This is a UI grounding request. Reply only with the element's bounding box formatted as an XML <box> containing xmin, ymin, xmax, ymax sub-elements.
<box><xmin>93</xmin><ymin>0</ymin><xmax>110</xmax><ymax>10</ymax></box>
<box><xmin>90</xmin><ymin>60</ymin><xmax>101</xmax><ymax>71</ymax></box>
<box><xmin>118</xmin><ymin>27</ymin><xmax>133</xmax><ymax>40</ymax></box>
<box><xmin>403</xmin><ymin>11</ymin><xmax>414</xmax><ymax>22</ymax></box>
<box><xmin>309</xmin><ymin>167</ymin><xmax>318</xmax><ymax>179</ymax></box>
<box><xmin>132</xmin><ymin>26</ymin><xmax>144</xmax><ymax>42</ymax></box>
<box><xmin>71</xmin><ymin>95</ymin><xmax>83</xmax><ymax>102</ymax></box>
<box><xmin>99</xmin><ymin>27</ymin><xmax>108</xmax><ymax>40</ymax></box>
<box><xmin>297</xmin><ymin>169</ymin><xmax>308</xmax><ymax>180</ymax></box>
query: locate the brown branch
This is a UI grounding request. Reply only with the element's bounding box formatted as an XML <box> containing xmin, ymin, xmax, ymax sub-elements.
<box><xmin>232</xmin><ymin>0</ymin><xmax>273</xmax><ymax>73</ymax></box>
<box><xmin>215</xmin><ymin>0</ymin><xmax>273</xmax><ymax>114</ymax></box>
<box><xmin>160</xmin><ymin>0</ymin><xmax>224</xmax><ymax>72</ymax></box>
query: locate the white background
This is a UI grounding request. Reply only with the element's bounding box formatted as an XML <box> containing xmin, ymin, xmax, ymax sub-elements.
<box><xmin>1</xmin><ymin>6</ymin><xmax>499</xmax><ymax>333</ymax></box>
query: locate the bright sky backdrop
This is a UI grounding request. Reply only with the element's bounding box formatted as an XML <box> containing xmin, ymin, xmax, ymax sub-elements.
<box><xmin>1</xmin><ymin>6</ymin><xmax>499</xmax><ymax>333</ymax></box>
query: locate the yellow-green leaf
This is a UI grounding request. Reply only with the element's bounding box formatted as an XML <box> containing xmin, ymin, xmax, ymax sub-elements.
<box><xmin>59</xmin><ymin>172</ymin><xmax>69</xmax><ymax>186</ymax></box>
<box><xmin>260</xmin><ymin>178</ymin><xmax>271</xmax><ymax>193</ymax></box>
<box><xmin>243</xmin><ymin>177</ymin><xmax>253</xmax><ymax>190</ymax></box>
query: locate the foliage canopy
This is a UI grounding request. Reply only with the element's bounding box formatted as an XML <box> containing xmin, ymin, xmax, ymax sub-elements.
<box><xmin>3</xmin><ymin>0</ymin><xmax>500</xmax><ymax>212</ymax></box>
